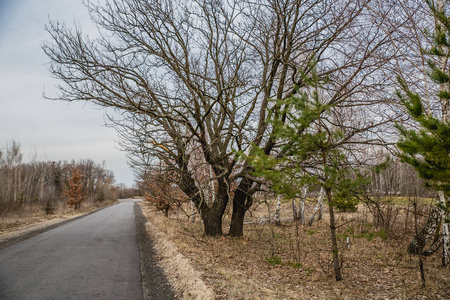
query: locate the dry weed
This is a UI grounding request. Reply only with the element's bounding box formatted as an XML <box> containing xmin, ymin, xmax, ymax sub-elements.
<box><xmin>0</xmin><ymin>199</ymin><xmax>117</xmax><ymax>237</ymax></box>
<box><xmin>142</xmin><ymin>200</ymin><xmax>450</xmax><ymax>300</ymax></box>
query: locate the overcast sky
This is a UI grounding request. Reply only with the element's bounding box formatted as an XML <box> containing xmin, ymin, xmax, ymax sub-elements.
<box><xmin>0</xmin><ymin>0</ymin><xmax>135</xmax><ymax>187</ymax></box>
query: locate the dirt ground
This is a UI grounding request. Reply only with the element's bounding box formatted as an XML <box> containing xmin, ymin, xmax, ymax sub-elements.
<box><xmin>141</xmin><ymin>199</ymin><xmax>450</xmax><ymax>300</ymax></box>
<box><xmin>2</xmin><ymin>198</ymin><xmax>448</xmax><ymax>299</ymax></box>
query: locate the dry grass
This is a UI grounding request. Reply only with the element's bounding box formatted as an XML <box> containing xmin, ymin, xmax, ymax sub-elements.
<box><xmin>142</xmin><ymin>198</ymin><xmax>450</xmax><ymax>300</ymax></box>
<box><xmin>140</xmin><ymin>203</ymin><xmax>215</xmax><ymax>299</ymax></box>
<box><xmin>0</xmin><ymin>199</ymin><xmax>117</xmax><ymax>237</ymax></box>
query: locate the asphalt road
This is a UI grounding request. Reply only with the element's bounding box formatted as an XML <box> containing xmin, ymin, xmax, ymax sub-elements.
<box><xmin>0</xmin><ymin>199</ymin><xmax>154</xmax><ymax>300</ymax></box>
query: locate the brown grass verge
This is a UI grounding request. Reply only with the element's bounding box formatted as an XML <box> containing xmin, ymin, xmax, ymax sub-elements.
<box><xmin>140</xmin><ymin>200</ymin><xmax>450</xmax><ymax>300</ymax></box>
<box><xmin>0</xmin><ymin>199</ymin><xmax>117</xmax><ymax>244</ymax></box>
<box><xmin>139</xmin><ymin>202</ymin><xmax>216</xmax><ymax>299</ymax></box>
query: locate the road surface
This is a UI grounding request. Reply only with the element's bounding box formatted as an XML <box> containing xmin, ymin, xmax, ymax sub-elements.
<box><xmin>0</xmin><ymin>199</ymin><xmax>170</xmax><ymax>300</ymax></box>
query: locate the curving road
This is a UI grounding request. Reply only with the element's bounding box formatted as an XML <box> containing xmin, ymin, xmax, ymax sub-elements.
<box><xmin>0</xmin><ymin>199</ymin><xmax>168</xmax><ymax>300</ymax></box>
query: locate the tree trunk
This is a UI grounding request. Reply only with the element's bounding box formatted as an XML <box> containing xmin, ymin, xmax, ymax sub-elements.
<box><xmin>299</xmin><ymin>198</ymin><xmax>305</xmax><ymax>224</ymax></box>
<box><xmin>413</xmin><ymin>200</ymin><xmax>426</xmax><ymax>287</ymax></box>
<box><xmin>325</xmin><ymin>187</ymin><xmax>342</xmax><ymax>281</ymax></box>
<box><xmin>438</xmin><ymin>191</ymin><xmax>450</xmax><ymax>266</ymax></box>
<box><xmin>202</xmin><ymin>210</ymin><xmax>224</xmax><ymax>236</ymax></box>
<box><xmin>180</xmin><ymin>171</ymin><xmax>228</xmax><ymax>236</ymax></box>
<box><xmin>408</xmin><ymin>206</ymin><xmax>441</xmax><ymax>255</ymax></box>
<box><xmin>229</xmin><ymin>178</ymin><xmax>254</xmax><ymax>237</ymax></box>
<box><xmin>435</xmin><ymin>0</ymin><xmax>450</xmax><ymax>267</ymax></box>
<box><xmin>318</xmin><ymin>205</ymin><xmax>323</xmax><ymax>220</ymax></box>
<box><xmin>297</xmin><ymin>186</ymin><xmax>307</xmax><ymax>224</ymax></box>
<box><xmin>275</xmin><ymin>195</ymin><xmax>282</xmax><ymax>226</ymax></box>
<box><xmin>201</xmin><ymin>183</ymin><xmax>229</xmax><ymax>236</ymax></box>
<box><xmin>229</xmin><ymin>200</ymin><xmax>246</xmax><ymax>236</ymax></box>
<box><xmin>292</xmin><ymin>197</ymin><xmax>297</xmax><ymax>221</ymax></box>
<box><xmin>309</xmin><ymin>187</ymin><xmax>325</xmax><ymax>226</ymax></box>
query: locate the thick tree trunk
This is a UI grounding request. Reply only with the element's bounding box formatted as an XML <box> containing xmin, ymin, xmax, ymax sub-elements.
<box><xmin>202</xmin><ymin>210</ymin><xmax>224</xmax><ymax>236</ymax></box>
<box><xmin>408</xmin><ymin>206</ymin><xmax>441</xmax><ymax>255</ymax></box>
<box><xmin>229</xmin><ymin>200</ymin><xmax>246</xmax><ymax>236</ymax></box>
<box><xmin>180</xmin><ymin>172</ymin><xmax>228</xmax><ymax>236</ymax></box>
<box><xmin>229</xmin><ymin>179</ymin><xmax>254</xmax><ymax>237</ymax></box>
<box><xmin>202</xmin><ymin>182</ymin><xmax>229</xmax><ymax>236</ymax></box>
<box><xmin>325</xmin><ymin>188</ymin><xmax>342</xmax><ymax>281</ymax></box>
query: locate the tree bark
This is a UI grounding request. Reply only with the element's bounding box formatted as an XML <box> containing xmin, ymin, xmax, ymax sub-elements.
<box><xmin>438</xmin><ymin>191</ymin><xmax>450</xmax><ymax>266</ymax></box>
<box><xmin>413</xmin><ymin>200</ymin><xmax>426</xmax><ymax>287</ymax></box>
<box><xmin>309</xmin><ymin>187</ymin><xmax>325</xmax><ymax>226</ymax></box>
<box><xmin>435</xmin><ymin>0</ymin><xmax>450</xmax><ymax>268</ymax></box>
<box><xmin>201</xmin><ymin>209</ymin><xmax>224</xmax><ymax>236</ymax></box>
<box><xmin>229</xmin><ymin>199</ymin><xmax>246</xmax><ymax>236</ymax></box>
<box><xmin>325</xmin><ymin>187</ymin><xmax>342</xmax><ymax>281</ymax></box>
<box><xmin>292</xmin><ymin>197</ymin><xmax>297</xmax><ymax>221</ymax></box>
<box><xmin>275</xmin><ymin>195</ymin><xmax>282</xmax><ymax>226</ymax></box>
<box><xmin>298</xmin><ymin>186</ymin><xmax>307</xmax><ymax>224</ymax></box>
<box><xmin>407</xmin><ymin>206</ymin><xmax>441</xmax><ymax>255</ymax></box>
<box><xmin>229</xmin><ymin>178</ymin><xmax>254</xmax><ymax>236</ymax></box>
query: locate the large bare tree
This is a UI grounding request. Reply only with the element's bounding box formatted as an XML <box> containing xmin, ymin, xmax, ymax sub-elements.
<box><xmin>43</xmin><ymin>0</ymin><xmax>394</xmax><ymax>236</ymax></box>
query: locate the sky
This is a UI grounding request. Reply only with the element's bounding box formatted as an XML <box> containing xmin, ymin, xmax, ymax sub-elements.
<box><xmin>0</xmin><ymin>0</ymin><xmax>135</xmax><ymax>187</ymax></box>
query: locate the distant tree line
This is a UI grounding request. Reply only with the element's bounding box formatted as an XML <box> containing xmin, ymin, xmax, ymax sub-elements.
<box><xmin>0</xmin><ymin>140</ymin><xmax>132</xmax><ymax>216</ymax></box>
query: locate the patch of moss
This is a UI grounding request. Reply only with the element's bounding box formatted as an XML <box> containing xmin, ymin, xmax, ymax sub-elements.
<box><xmin>307</xmin><ymin>229</ymin><xmax>317</xmax><ymax>235</ymax></box>
<box><xmin>265</xmin><ymin>255</ymin><xmax>282</xmax><ymax>265</ymax></box>
<box><xmin>354</xmin><ymin>228</ymin><xmax>388</xmax><ymax>241</ymax></box>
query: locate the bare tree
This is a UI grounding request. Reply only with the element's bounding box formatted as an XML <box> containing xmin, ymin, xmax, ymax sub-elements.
<box><xmin>0</xmin><ymin>140</ymin><xmax>118</xmax><ymax>217</ymax></box>
<box><xmin>43</xmin><ymin>0</ymin><xmax>396</xmax><ymax>236</ymax></box>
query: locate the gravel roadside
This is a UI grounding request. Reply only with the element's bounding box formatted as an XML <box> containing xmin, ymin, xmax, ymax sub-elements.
<box><xmin>134</xmin><ymin>202</ymin><xmax>177</xmax><ymax>299</ymax></box>
<box><xmin>136</xmin><ymin>203</ymin><xmax>216</xmax><ymax>300</ymax></box>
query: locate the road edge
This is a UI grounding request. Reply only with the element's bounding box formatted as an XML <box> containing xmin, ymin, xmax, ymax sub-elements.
<box><xmin>136</xmin><ymin>202</ymin><xmax>216</xmax><ymax>300</ymax></box>
<box><xmin>0</xmin><ymin>205</ymin><xmax>112</xmax><ymax>251</ymax></box>
<box><xmin>134</xmin><ymin>202</ymin><xmax>177</xmax><ymax>300</ymax></box>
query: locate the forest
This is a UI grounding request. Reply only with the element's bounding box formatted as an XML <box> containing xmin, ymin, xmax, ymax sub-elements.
<box><xmin>39</xmin><ymin>0</ymin><xmax>450</xmax><ymax>296</ymax></box>
<box><xmin>0</xmin><ymin>140</ymin><xmax>137</xmax><ymax>221</ymax></box>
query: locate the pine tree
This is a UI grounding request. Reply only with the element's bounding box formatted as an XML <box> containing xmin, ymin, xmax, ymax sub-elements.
<box><xmin>396</xmin><ymin>81</ymin><xmax>450</xmax><ymax>195</ymax></box>
<box><xmin>245</xmin><ymin>62</ymin><xmax>369</xmax><ymax>281</ymax></box>
<box><xmin>64</xmin><ymin>168</ymin><xmax>87</xmax><ymax>210</ymax></box>
<box><xmin>396</xmin><ymin>0</ymin><xmax>450</xmax><ymax>267</ymax></box>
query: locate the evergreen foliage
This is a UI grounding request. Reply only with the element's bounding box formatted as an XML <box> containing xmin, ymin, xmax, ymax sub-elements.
<box><xmin>396</xmin><ymin>0</ymin><xmax>450</xmax><ymax>198</ymax></box>
<box><xmin>396</xmin><ymin>2</ymin><xmax>450</xmax><ymax>268</ymax></box>
<box><xmin>243</xmin><ymin>61</ymin><xmax>374</xmax><ymax>281</ymax></box>
<box><xmin>395</xmin><ymin>91</ymin><xmax>450</xmax><ymax>196</ymax></box>
<box><xmin>244</xmin><ymin>62</ymin><xmax>368</xmax><ymax>204</ymax></box>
